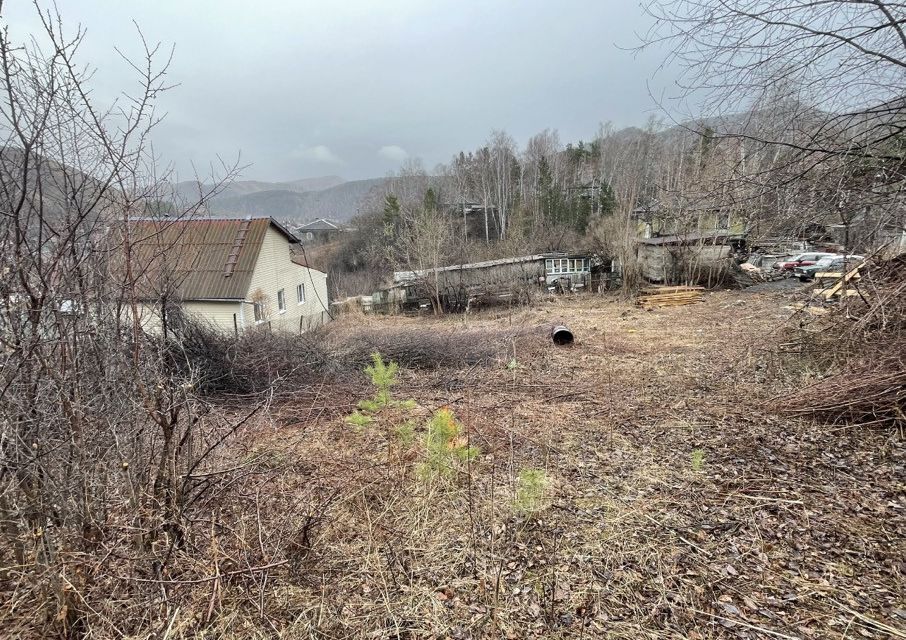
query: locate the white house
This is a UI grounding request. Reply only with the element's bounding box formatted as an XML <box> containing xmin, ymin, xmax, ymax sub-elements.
<box><xmin>129</xmin><ymin>216</ymin><xmax>330</xmax><ymax>334</ymax></box>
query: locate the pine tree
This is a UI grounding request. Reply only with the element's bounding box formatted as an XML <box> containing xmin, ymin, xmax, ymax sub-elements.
<box><xmin>423</xmin><ymin>187</ymin><xmax>438</xmax><ymax>213</ymax></box>
<box><xmin>599</xmin><ymin>179</ymin><xmax>617</xmax><ymax>216</ymax></box>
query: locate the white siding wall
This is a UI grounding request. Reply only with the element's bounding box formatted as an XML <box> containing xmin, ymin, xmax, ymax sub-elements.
<box><xmin>132</xmin><ymin>302</ymin><xmax>163</xmax><ymax>334</ymax></box>
<box><xmin>245</xmin><ymin>226</ymin><xmax>330</xmax><ymax>333</ymax></box>
<box><xmin>132</xmin><ymin>301</ymin><xmax>242</xmax><ymax>335</ymax></box>
<box><xmin>182</xmin><ymin>301</ymin><xmax>243</xmax><ymax>334</ymax></box>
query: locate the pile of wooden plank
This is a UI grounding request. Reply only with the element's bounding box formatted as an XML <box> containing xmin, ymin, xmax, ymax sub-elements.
<box><xmin>815</xmin><ymin>264</ymin><xmax>863</xmax><ymax>301</ymax></box>
<box><xmin>637</xmin><ymin>285</ymin><xmax>705</xmax><ymax>308</ymax></box>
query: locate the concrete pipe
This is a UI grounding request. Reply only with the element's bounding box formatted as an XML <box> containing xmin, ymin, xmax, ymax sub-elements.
<box><xmin>551</xmin><ymin>325</ymin><xmax>574</xmax><ymax>345</ymax></box>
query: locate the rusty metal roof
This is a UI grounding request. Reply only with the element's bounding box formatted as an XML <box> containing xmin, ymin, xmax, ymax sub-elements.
<box><xmin>127</xmin><ymin>217</ymin><xmax>294</xmax><ymax>301</ymax></box>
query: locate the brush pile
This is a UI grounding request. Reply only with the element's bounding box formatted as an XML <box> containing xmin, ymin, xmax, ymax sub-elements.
<box><xmin>782</xmin><ymin>352</ymin><xmax>905</xmax><ymax>428</ymax></box>
<box><xmin>637</xmin><ymin>285</ymin><xmax>705</xmax><ymax>309</ymax></box>
<box><xmin>777</xmin><ymin>255</ymin><xmax>906</xmax><ymax>429</ymax></box>
<box><xmin>323</xmin><ymin>324</ymin><xmax>538</xmax><ymax>370</ymax></box>
<box><xmin>165</xmin><ymin>315</ymin><xmax>539</xmax><ymax>395</ymax></box>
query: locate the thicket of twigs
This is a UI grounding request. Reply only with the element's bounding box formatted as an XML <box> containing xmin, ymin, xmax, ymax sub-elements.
<box><xmin>168</xmin><ymin>312</ymin><xmax>539</xmax><ymax>395</ymax></box>
<box><xmin>776</xmin><ymin>255</ymin><xmax>906</xmax><ymax>429</ymax></box>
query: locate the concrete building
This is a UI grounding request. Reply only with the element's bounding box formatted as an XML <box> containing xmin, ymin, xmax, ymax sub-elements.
<box><xmin>636</xmin><ymin>232</ymin><xmax>747</xmax><ymax>284</ymax></box>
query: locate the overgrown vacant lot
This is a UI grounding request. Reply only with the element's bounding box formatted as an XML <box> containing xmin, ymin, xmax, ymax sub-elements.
<box><xmin>216</xmin><ymin>291</ymin><xmax>903</xmax><ymax>639</ymax></box>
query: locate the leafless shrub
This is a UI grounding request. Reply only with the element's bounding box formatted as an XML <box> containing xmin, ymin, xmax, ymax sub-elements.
<box><xmin>774</xmin><ymin>256</ymin><xmax>906</xmax><ymax>429</ymax></box>
<box><xmin>166</xmin><ymin>312</ymin><xmax>542</xmax><ymax>398</ymax></box>
<box><xmin>0</xmin><ymin>6</ymin><xmax>308</xmax><ymax>637</ymax></box>
<box><xmin>780</xmin><ymin>353</ymin><xmax>905</xmax><ymax>429</ymax></box>
<box><xmin>164</xmin><ymin>310</ymin><xmax>343</xmax><ymax>394</ymax></box>
<box><xmin>324</xmin><ymin>324</ymin><xmax>540</xmax><ymax>371</ymax></box>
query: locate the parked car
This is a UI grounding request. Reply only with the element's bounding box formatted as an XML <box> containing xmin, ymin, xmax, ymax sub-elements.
<box><xmin>773</xmin><ymin>252</ymin><xmax>837</xmax><ymax>271</ymax></box>
<box><xmin>794</xmin><ymin>255</ymin><xmax>864</xmax><ymax>282</ymax></box>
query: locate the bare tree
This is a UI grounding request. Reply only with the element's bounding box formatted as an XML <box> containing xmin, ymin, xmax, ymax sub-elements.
<box><xmin>0</xmin><ymin>5</ymin><xmax>265</xmax><ymax>637</ymax></box>
<box><xmin>641</xmin><ymin>0</ymin><xmax>906</xmax><ymax>241</ymax></box>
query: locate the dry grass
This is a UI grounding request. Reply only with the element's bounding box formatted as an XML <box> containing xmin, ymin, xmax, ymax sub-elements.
<box><xmin>170</xmin><ymin>290</ymin><xmax>904</xmax><ymax>639</ymax></box>
<box><xmin>7</xmin><ymin>291</ymin><xmax>902</xmax><ymax>639</ymax></box>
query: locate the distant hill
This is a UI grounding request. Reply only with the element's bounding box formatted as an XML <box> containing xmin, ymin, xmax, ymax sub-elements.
<box><xmin>174</xmin><ymin>176</ymin><xmax>384</xmax><ymax>222</ymax></box>
<box><xmin>171</xmin><ymin>112</ymin><xmax>827</xmax><ymax>223</ymax></box>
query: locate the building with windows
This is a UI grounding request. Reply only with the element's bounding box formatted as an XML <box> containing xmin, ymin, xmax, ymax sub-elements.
<box><xmin>129</xmin><ymin>216</ymin><xmax>329</xmax><ymax>334</ymax></box>
<box><xmin>376</xmin><ymin>252</ymin><xmax>593</xmax><ymax>313</ymax></box>
<box><xmin>629</xmin><ymin>200</ymin><xmax>748</xmax><ymax>283</ymax></box>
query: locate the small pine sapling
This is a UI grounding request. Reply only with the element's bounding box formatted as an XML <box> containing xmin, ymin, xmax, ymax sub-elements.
<box><xmin>514</xmin><ymin>468</ymin><xmax>548</xmax><ymax>514</ymax></box>
<box><xmin>691</xmin><ymin>448</ymin><xmax>704</xmax><ymax>472</ymax></box>
<box><xmin>345</xmin><ymin>410</ymin><xmax>374</xmax><ymax>429</ymax></box>
<box><xmin>363</xmin><ymin>352</ymin><xmax>398</xmax><ymax>410</ymax></box>
<box><xmin>355</xmin><ymin>352</ymin><xmax>417</xmax><ymax>413</ymax></box>
<box><xmin>417</xmin><ymin>407</ymin><xmax>479</xmax><ymax>479</ymax></box>
<box><xmin>348</xmin><ymin>353</ymin><xmax>419</xmax><ymax>431</ymax></box>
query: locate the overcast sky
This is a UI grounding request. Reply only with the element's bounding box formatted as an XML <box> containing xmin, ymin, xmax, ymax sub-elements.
<box><xmin>4</xmin><ymin>1</ymin><xmax>676</xmax><ymax>182</ymax></box>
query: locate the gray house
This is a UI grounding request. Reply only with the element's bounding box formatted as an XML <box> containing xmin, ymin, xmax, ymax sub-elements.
<box><xmin>295</xmin><ymin>218</ymin><xmax>347</xmax><ymax>245</ymax></box>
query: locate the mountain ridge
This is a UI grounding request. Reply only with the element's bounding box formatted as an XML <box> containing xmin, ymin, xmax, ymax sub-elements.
<box><xmin>179</xmin><ymin>176</ymin><xmax>387</xmax><ymax>223</ymax></box>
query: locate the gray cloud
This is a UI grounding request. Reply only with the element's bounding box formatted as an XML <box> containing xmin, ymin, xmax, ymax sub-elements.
<box><xmin>291</xmin><ymin>144</ymin><xmax>344</xmax><ymax>165</ymax></box>
<box><xmin>378</xmin><ymin>145</ymin><xmax>409</xmax><ymax>162</ymax></box>
<box><xmin>3</xmin><ymin>1</ymin><xmax>676</xmax><ymax>181</ymax></box>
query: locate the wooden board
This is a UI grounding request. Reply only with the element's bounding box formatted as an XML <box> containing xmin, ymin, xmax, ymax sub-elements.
<box><xmin>822</xmin><ymin>264</ymin><xmax>863</xmax><ymax>299</ymax></box>
<box><xmin>641</xmin><ymin>286</ymin><xmax>705</xmax><ymax>295</ymax></box>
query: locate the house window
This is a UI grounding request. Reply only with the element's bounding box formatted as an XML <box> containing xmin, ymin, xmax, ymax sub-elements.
<box><xmin>297</xmin><ymin>283</ymin><xmax>305</xmax><ymax>304</ymax></box>
<box><xmin>717</xmin><ymin>212</ymin><xmax>730</xmax><ymax>229</ymax></box>
<box><xmin>253</xmin><ymin>302</ymin><xmax>265</xmax><ymax>323</ymax></box>
<box><xmin>277</xmin><ymin>289</ymin><xmax>286</xmax><ymax>313</ymax></box>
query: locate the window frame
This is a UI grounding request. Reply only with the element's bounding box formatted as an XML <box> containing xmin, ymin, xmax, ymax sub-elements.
<box><xmin>277</xmin><ymin>288</ymin><xmax>286</xmax><ymax>313</ymax></box>
<box><xmin>253</xmin><ymin>301</ymin><xmax>265</xmax><ymax>323</ymax></box>
<box><xmin>297</xmin><ymin>283</ymin><xmax>305</xmax><ymax>304</ymax></box>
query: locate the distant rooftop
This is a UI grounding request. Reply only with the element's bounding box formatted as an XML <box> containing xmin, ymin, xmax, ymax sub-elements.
<box><xmin>296</xmin><ymin>218</ymin><xmax>342</xmax><ymax>232</ymax></box>
<box><xmin>637</xmin><ymin>231</ymin><xmax>743</xmax><ymax>246</ymax></box>
<box><xmin>393</xmin><ymin>252</ymin><xmax>588</xmax><ymax>283</ymax></box>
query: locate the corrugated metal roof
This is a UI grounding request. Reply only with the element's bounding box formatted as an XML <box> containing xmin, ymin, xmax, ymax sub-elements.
<box><xmin>127</xmin><ymin>217</ymin><xmax>276</xmax><ymax>300</ymax></box>
<box><xmin>393</xmin><ymin>252</ymin><xmax>588</xmax><ymax>283</ymax></box>
<box><xmin>637</xmin><ymin>231</ymin><xmax>742</xmax><ymax>246</ymax></box>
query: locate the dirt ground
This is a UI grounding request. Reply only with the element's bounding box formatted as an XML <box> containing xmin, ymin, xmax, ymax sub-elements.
<box><xmin>244</xmin><ymin>289</ymin><xmax>904</xmax><ymax>639</ymax></box>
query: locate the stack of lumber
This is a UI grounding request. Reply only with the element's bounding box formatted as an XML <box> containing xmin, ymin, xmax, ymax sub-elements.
<box><xmin>815</xmin><ymin>264</ymin><xmax>863</xmax><ymax>301</ymax></box>
<box><xmin>637</xmin><ymin>285</ymin><xmax>705</xmax><ymax>308</ymax></box>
